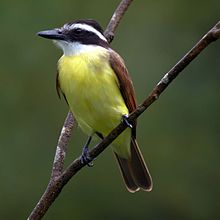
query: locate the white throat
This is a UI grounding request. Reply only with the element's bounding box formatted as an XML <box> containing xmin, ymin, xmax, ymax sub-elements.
<box><xmin>53</xmin><ymin>40</ymin><xmax>103</xmax><ymax>56</ymax></box>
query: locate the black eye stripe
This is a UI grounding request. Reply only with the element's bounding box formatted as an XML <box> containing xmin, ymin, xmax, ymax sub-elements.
<box><xmin>62</xmin><ymin>25</ymin><xmax>109</xmax><ymax>48</ymax></box>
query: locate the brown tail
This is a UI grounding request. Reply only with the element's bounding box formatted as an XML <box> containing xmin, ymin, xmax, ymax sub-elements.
<box><xmin>114</xmin><ymin>138</ymin><xmax>153</xmax><ymax>193</ymax></box>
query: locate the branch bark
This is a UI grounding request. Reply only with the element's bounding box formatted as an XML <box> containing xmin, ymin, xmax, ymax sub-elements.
<box><xmin>28</xmin><ymin>1</ymin><xmax>220</xmax><ymax>218</ymax></box>
<box><xmin>51</xmin><ymin>111</ymin><xmax>75</xmax><ymax>180</ymax></box>
<box><xmin>104</xmin><ymin>0</ymin><xmax>133</xmax><ymax>42</ymax></box>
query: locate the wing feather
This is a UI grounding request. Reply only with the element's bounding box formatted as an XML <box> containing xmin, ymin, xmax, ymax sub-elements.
<box><xmin>109</xmin><ymin>49</ymin><xmax>137</xmax><ymax>137</ymax></box>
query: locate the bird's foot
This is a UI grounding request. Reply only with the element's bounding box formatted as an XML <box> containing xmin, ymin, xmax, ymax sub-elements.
<box><xmin>80</xmin><ymin>145</ymin><xmax>94</xmax><ymax>167</ymax></box>
<box><xmin>80</xmin><ymin>136</ymin><xmax>94</xmax><ymax>167</ymax></box>
<box><xmin>122</xmin><ymin>114</ymin><xmax>133</xmax><ymax>128</ymax></box>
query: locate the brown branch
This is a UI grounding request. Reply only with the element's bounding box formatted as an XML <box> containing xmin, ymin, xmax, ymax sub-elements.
<box><xmin>51</xmin><ymin>111</ymin><xmax>75</xmax><ymax>180</ymax></box>
<box><xmin>28</xmin><ymin>13</ymin><xmax>220</xmax><ymax>219</ymax></box>
<box><xmin>59</xmin><ymin>20</ymin><xmax>220</xmax><ymax>183</ymax></box>
<box><xmin>104</xmin><ymin>0</ymin><xmax>133</xmax><ymax>42</ymax></box>
<box><xmin>28</xmin><ymin>18</ymin><xmax>220</xmax><ymax>219</ymax></box>
<box><xmin>28</xmin><ymin>0</ymin><xmax>134</xmax><ymax>219</ymax></box>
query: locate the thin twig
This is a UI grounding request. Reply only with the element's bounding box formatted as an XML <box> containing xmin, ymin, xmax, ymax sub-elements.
<box><xmin>51</xmin><ymin>111</ymin><xmax>75</xmax><ymax>180</ymax></box>
<box><xmin>104</xmin><ymin>0</ymin><xmax>133</xmax><ymax>42</ymax></box>
<box><xmin>28</xmin><ymin>0</ymin><xmax>134</xmax><ymax>219</ymax></box>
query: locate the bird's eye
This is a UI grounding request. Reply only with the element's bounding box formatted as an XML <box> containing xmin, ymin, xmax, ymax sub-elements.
<box><xmin>75</xmin><ymin>28</ymin><xmax>82</xmax><ymax>34</ymax></box>
<box><xmin>57</xmin><ymin>29</ymin><xmax>62</xmax><ymax>34</ymax></box>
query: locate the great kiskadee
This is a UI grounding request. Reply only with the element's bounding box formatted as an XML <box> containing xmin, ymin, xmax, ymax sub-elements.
<box><xmin>38</xmin><ymin>19</ymin><xmax>152</xmax><ymax>192</ymax></box>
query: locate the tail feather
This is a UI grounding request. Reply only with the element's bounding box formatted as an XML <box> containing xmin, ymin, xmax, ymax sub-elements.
<box><xmin>115</xmin><ymin>155</ymin><xmax>139</xmax><ymax>193</ymax></box>
<box><xmin>114</xmin><ymin>137</ymin><xmax>153</xmax><ymax>192</ymax></box>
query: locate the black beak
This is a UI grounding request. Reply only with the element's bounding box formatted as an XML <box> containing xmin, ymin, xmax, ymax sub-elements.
<box><xmin>37</xmin><ymin>29</ymin><xmax>65</xmax><ymax>40</ymax></box>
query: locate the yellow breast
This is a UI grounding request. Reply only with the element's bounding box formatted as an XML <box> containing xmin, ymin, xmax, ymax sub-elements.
<box><xmin>58</xmin><ymin>48</ymin><xmax>131</xmax><ymax>157</ymax></box>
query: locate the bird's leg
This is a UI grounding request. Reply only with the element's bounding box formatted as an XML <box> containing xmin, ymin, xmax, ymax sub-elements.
<box><xmin>122</xmin><ymin>114</ymin><xmax>133</xmax><ymax>128</ymax></box>
<box><xmin>80</xmin><ymin>136</ymin><xmax>94</xmax><ymax>167</ymax></box>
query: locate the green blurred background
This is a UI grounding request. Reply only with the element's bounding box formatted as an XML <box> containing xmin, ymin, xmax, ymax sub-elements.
<box><xmin>1</xmin><ymin>0</ymin><xmax>220</xmax><ymax>219</ymax></box>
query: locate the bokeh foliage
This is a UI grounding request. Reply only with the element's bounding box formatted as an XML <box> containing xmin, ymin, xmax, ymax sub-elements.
<box><xmin>0</xmin><ymin>0</ymin><xmax>220</xmax><ymax>219</ymax></box>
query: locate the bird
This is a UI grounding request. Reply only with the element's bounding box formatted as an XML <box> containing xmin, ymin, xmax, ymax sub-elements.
<box><xmin>37</xmin><ymin>19</ymin><xmax>152</xmax><ymax>192</ymax></box>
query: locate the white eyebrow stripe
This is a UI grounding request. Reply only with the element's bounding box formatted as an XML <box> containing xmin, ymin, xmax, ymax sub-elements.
<box><xmin>70</xmin><ymin>23</ymin><xmax>107</xmax><ymax>42</ymax></box>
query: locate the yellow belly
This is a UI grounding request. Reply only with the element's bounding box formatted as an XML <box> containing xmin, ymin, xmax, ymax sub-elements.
<box><xmin>58</xmin><ymin>49</ymin><xmax>131</xmax><ymax>158</ymax></box>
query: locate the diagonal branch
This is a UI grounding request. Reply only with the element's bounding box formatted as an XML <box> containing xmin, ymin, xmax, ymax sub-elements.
<box><xmin>60</xmin><ymin>20</ymin><xmax>220</xmax><ymax>182</ymax></box>
<box><xmin>28</xmin><ymin>17</ymin><xmax>220</xmax><ymax>219</ymax></box>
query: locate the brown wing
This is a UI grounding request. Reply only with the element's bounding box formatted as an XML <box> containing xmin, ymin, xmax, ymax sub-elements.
<box><xmin>109</xmin><ymin>49</ymin><xmax>153</xmax><ymax>192</ymax></box>
<box><xmin>109</xmin><ymin>49</ymin><xmax>137</xmax><ymax>137</ymax></box>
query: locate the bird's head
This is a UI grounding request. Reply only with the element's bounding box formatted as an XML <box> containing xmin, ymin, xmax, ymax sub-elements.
<box><xmin>37</xmin><ymin>19</ymin><xmax>109</xmax><ymax>56</ymax></box>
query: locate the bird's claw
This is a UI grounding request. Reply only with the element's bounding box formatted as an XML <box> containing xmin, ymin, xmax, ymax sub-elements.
<box><xmin>122</xmin><ymin>114</ymin><xmax>133</xmax><ymax>128</ymax></box>
<box><xmin>80</xmin><ymin>145</ymin><xmax>94</xmax><ymax>167</ymax></box>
